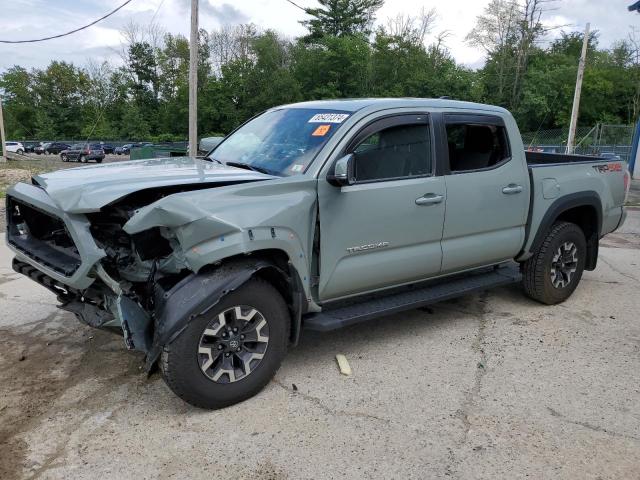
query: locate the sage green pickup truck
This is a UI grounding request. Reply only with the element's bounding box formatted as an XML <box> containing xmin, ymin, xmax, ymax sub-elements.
<box><xmin>6</xmin><ymin>99</ymin><xmax>630</xmax><ymax>408</ymax></box>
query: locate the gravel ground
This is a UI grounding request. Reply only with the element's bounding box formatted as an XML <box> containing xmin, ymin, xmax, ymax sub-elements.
<box><xmin>0</xmin><ymin>201</ymin><xmax>639</xmax><ymax>478</ymax></box>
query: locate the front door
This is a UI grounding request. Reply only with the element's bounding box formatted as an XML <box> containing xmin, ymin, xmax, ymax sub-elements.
<box><xmin>317</xmin><ymin>114</ymin><xmax>446</xmax><ymax>301</ymax></box>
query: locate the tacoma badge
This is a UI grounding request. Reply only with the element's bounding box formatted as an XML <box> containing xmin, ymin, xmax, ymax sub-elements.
<box><xmin>346</xmin><ymin>241</ymin><xmax>390</xmax><ymax>254</ymax></box>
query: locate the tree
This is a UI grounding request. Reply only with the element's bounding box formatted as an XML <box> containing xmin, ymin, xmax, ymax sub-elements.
<box><xmin>0</xmin><ymin>66</ymin><xmax>37</xmax><ymax>138</ymax></box>
<box><xmin>467</xmin><ymin>0</ymin><xmax>519</xmax><ymax>104</ymax></box>
<box><xmin>301</xmin><ymin>0</ymin><xmax>384</xmax><ymax>40</ymax></box>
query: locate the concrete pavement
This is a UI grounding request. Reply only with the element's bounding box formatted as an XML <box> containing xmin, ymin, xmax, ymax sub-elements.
<box><xmin>1</xmin><ymin>212</ymin><xmax>639</xmax><ymax>480</ymax></box>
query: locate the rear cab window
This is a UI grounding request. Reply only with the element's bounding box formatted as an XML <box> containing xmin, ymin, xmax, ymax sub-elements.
<box><xmin>444</xmin><ymin>114</ymin><xmax>510</xmax><ymax>173</ymax></box>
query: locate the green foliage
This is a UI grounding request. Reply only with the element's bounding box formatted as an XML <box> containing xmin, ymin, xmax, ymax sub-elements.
<box><xmin>0</xmin><ymin>12</ymin><xmax>637</xmax><ymax>143</ymax></box>
<box><xmin>302</xmin><ymin>0</ymin><xmax>384</xmax><ymax>41</ymax></box>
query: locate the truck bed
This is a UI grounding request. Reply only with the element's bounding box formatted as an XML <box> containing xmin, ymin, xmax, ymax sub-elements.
<box><xmin>525</xmin><ymin>151</ymin><xmax>605</xmax><ymax>165</ymax></box>
<box><xmin>520</xmin><ymin>153</ymin><xmax>626</xmax><ymax>261</ymax></box>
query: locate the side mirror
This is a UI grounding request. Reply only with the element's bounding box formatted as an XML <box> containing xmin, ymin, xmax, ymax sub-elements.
<box><xmin>327</xmin><ymin>153</ymin><xmax>355</xmax><ymax>187</ymax></box>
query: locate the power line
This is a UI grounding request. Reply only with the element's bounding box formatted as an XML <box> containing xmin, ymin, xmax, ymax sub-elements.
<box><xmin>0</xmin><ymin>0</ymin><xmax>135</xmax><ymax>44</ymax></box>
<box><xmin>285</xmin><ymin>0</ymin><xmax>307</xmax><ymax>12</ymax></box>
<box><xmin>150</xmin><ymin>0</ymin><xmax>167</xmax><ymax>26</ymax></box>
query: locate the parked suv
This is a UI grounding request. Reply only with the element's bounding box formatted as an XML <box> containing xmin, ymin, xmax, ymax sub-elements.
<box><xmin>6</xmin><ymin>99</ymin><xmax>629</xmax><ymax>409</ymax></box>
<box><xmin>46</xmin><ymin>142</ymin><xmax>71</xmax><ymax>155</ymax></box>
<box><xmin>60</xmin><ymin>144</ymin><xmax>105</xmax><ymax>163</ymax></box>
<box><xmin>4</xmin><ymin>141</ymin><xmax>25</xmax><ymax>154</ymax></box>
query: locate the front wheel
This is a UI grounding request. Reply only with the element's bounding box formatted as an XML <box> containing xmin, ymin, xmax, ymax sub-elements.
<box><xmin>61</xmin><ymin>153</ymin><xmax>68</xmax><ymax>162</ymax></box>
<box><xmin>80</xmin><ymin>155</ymin><xmax>87</xmax><ymax>163</ymax></box>
<box><xmin>522</xmin><ymin>221</ymin><xmax>586</xmax><ymax>305</ymax></box>
<box><xmin>160</xmin><ymin>278</ymin><xmax>290</xmax><ymax>409</ymax></box>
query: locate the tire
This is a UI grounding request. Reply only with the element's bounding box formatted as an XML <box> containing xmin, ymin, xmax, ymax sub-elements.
<box><xmin>16</xmin><ymin>149</ymin><xmax>24</xmax><ymax>155</ymax></box>
<box><xmin>522</xmin><ymin>221</ymin><xmax>586</xmax><ymax>305</ymax></box>
<box><xmin>160</xmin><ymin>278</ymin><xmax>290</xmax><ymax>409</ymax></box>
<box><xmin>80</xmin><ymin>155</ymin><xmax>87</xmax><ymax>163</ymax></box>
<box><xmin>95</xmin><ymin>158</ymin><xmax>103</xmax><ymax>163</ymax></box>
<box><xmin>61</xmin><ymin>154</ymin><xmax>68</xmax><ymax>162</ymax></box>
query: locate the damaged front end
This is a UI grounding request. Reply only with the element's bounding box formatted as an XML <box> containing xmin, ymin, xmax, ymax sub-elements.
<box><xmin>8</xmin><ymin>187</ymin><xmax>193</xmax><ymax>357</ymax></box>
<box><xmin>7</xmin><ymin>178</ymin><xmax>310</xmax><ymax>371</ymax></box>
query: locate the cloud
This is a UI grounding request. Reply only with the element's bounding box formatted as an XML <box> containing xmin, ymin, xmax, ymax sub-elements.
<box><xmin>202</xmin><ymin>3</ymin><xmax>250</xmax><ymax>25</ymax></box>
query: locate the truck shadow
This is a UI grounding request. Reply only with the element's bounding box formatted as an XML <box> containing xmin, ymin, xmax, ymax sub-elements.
<box><xmin>289</xmin><ymin>283</ymin><xmax>528</xmax><ymax>366</ymax></box>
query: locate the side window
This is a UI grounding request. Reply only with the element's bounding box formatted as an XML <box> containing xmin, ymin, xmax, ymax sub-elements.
<box><xmin>446</xmin><ymin>122</ymin><xmax>510</xmax><ymax>172</ymax></box>
<box><xmin>352</xmin><ymin>123</ymin><xmax>432</xmax><ymax>182</ymax></box>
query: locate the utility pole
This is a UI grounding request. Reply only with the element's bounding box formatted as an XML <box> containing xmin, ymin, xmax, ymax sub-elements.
<box><xmin>0</xmin><ymin>95</ymin><xmax>6</xmax><ymax>163</ymax></box>
<box><xmin>567</xmin><ymin>22</ymin><xmax>590</xmax><ymax>154</ymax></box>
<box><xmin>188</xmin><ymin>0</ymin><xmax>199</xmax><ymax>157</ymax></box>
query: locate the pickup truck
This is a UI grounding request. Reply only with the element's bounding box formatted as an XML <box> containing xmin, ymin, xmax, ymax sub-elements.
<box><xmin>5</xmin><ymin>99</ymin><xmax>629</xmax><ymax>409</ymax></box>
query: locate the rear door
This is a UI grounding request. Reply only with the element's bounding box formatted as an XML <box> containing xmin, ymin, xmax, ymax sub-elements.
<box><xmin>439</xmin><ymin>113</ymin><xmax>530</xmax><ymax>273</ymax></box>
<box><xmin>317</xmin><ymin>113</ymin><xmax>446</xmax><ymax>301</ymax></box>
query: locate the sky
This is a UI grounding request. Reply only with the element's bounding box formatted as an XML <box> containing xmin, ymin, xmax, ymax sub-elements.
<box><xmin>0</xmin><ymin>0</ymin><xmax>639</xmax><ymax>72</ymax></box>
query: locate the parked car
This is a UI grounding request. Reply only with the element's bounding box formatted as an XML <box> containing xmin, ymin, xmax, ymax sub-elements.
<box><xmin>6</xmin><ymin>98</ymin><xmax>630</xmax><ymax>409</ymax></box>
<box><xmin>115</xmin><ymin>144</ymin><xmax>136</xmax><ymax>155</ymax></box>
<box><xmin>34</xmin><ymin>142</ymin><xmax>50</xmax><ymax>155</ymax></box>
<box><xmin>90</xmin><ymin>143</ymin><xmax>114</xmax><ymax>155</ymax></box>
<box><xmin>46</xmin><ymin>142</ymin><xmax>71</xmax><ymax>155</ymax></box>
<box><xmin>94</xmin><ymin>144</ymin><xmax>115</xmax><ymax>154</ymax></box>
<box><xmin>5</xmin><ymin>141</ymin><xmax>25</xmax><ymax>154</ymax></box>
<box><xmin>23</xmin><ymin>142</ymin><xmax>39</xmax><ymax>153</ymax></box>
<box><xmin>60</xmin><ymin>144</ymin><xmax>105</xmax><ymax>163</ymax></box>
<box><xmin>599</xmin><ymin>152</ymin><xmax>622</xmax><ymax>161</ymax></box>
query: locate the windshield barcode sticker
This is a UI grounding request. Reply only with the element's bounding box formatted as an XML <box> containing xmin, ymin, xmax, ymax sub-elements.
<box><xmin>308</xmin><ymin>113</ymin><xmax>350</xmax><ymax>123</ymax></box>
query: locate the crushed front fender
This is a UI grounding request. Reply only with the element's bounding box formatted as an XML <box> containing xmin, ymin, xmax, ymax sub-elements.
<box><xmin>145</xmin><ymin>258</ymin><xmax>285</xmax><ymax>371</ymax></box>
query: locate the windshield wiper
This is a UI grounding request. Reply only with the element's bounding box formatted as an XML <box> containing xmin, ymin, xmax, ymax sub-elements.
<box><xmin>225</xmin><ymin>161</ymin><xmax>276</xmax><ymax>176</ymax></box>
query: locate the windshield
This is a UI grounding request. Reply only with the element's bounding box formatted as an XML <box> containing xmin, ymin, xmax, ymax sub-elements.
<box><xmin>208</xmin><ymin>108</ymin><xmax>350</xmax><ymax>176</ymax></box>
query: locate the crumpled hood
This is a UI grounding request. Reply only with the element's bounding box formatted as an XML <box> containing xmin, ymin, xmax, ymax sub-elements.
<box><xmin>32</xmin><ymin>156</ymin><xmax>273</xmax><ymax>213</ymax></box>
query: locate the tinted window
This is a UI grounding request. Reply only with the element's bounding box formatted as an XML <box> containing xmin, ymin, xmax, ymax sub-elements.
<box><xmin>352</xmin><ymin>123</ymin><xmax>431</xmax><ymax>182</ymax></box>
<box><xmin>446</xmin><ymin>123</ymin><xmax>509</xmax><ymax>172</ymax></box>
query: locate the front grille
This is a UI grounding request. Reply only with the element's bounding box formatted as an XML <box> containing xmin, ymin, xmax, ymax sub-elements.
<box><xmin>6</xmin><ymin>196</ymin><xmax>81</xmax><ymax>277</ymax></box>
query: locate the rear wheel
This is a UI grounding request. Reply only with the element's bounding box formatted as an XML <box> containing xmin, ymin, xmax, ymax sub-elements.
<box><xmin>61</xmin><ymin>153</ymin><xmax>68</xmax><ymax>162</ymax></box>
<box><xmin>522</xmin><ymin>221</ymin><xmax>586</xmax><ymax>305</ymax></box>
<box><xmin>16</xmin><ymin>148</ymin><xmax>24</xmax><ymax>155</ymax></box>
<box><xmin>80</xmin><ymin>155</ymin><xmax>87</xmax><ymax>163</ymax></box>
<box><xmin>160</xmin><ymin>278</ymin><xmax>290</xmax><ymax>409</ymax></box>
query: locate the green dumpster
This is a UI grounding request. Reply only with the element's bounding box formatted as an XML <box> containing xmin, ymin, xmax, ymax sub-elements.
<box><xmin>130</xmin><ymin>144</ymin><xmax>187</xmax><ymax>160</ymax></box>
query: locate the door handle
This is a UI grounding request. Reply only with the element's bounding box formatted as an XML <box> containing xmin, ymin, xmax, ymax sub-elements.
<box><xmin>502</xmin><ymin>184</ymin><xmax>523</xmax><ymax>195</ymax></box>
<box><xmin>415</xmin><ymin>193</ymin><xmax>444</xmax><ymax>206</ymax></box>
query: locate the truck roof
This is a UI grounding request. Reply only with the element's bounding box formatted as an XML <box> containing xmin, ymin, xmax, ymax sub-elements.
<box><xmin>281</xmin><ymin>98</ymin><xmax>510</xmax><ymax>115</ymax></box>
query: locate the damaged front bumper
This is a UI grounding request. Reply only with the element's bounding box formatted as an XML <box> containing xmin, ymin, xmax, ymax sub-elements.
<box><xmin>6</xmin><ymin>182</ymin><xmax>106</xmax><ymax>290</ymax></box>
<box><xmin>7</xmin><ymin>183</ymin><xmax>154</xmax><ymax>354</ymax></box>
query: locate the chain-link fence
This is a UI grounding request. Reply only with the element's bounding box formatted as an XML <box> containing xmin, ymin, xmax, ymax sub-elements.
<box><xmin>522</xmin><ymin>124</ymin><xmax>636</xmax><ymax>162</ymax></box>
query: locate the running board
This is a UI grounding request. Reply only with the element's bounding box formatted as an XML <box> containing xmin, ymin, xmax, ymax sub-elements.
<box><xmin>303</xmin><ymin>264</ymin><xmax>522</xmax><ymax>332</ymax></box>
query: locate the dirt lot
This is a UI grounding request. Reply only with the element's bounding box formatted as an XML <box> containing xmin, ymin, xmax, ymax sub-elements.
<box><xmin>0</xmin><ymin>166</ymin><xmax>639</xmax><ymax>479</ymax></box>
